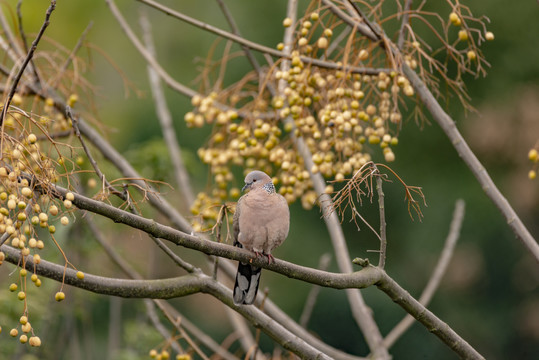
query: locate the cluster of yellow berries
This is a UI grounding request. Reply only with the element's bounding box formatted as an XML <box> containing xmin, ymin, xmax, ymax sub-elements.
<box><xmin>0</xmin><ymin>93</ymin><xmax>84</xmax><ymax>348</ymax></box>
<box><xmin>528</xmin><ymin>148</ymin><xmax>538</xmax><ymax>180</ymax></box>
<box><xmin>3</xmin><ymin>315</ymin><xmax>42</xmax><ymax>347</ymax></box>
<box><xmin>149</xmin><ymin>348</ymin><xmax>191</xmax><ymax>360</ymax></box>
<box><xmin>187</xmin><ymin>10</ymin><xmax>416</xmax><ymax>226</ymax></box>
<box><xmin>448</xmin><ymin>11</ymin><xmax>494</xmax><ymax>62</ymax></box>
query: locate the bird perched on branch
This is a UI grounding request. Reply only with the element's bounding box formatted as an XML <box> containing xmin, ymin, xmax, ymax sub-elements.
<box><xmin>233</xmin><ymin>170</ymin><xmax>290</xmax><ymax>305</ymax></box>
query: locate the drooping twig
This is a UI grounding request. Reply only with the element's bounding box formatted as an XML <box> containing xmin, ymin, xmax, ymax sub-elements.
<box><xmin>383</xmin><ymin>199</ymin><xmax>465</xmax><ymax>348</ymax></box>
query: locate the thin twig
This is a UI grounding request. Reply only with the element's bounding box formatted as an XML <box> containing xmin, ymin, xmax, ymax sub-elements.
<box><xmin>372</xmin><ymin>164</ymin><xmax>387</xmax><ymax>269</ymax></box>
<box><xmin>56</xmin><ymin>21</ymin><xmax>94</xmax><ymax>84</ymax></box>
<box><xmin>67</xmin><ymin>106</ymin><xmax>123</xmax><ymax>199</ymax></box>
<box><xmin>144</xmin><ymin>299</ymin><xmax>185</xmax><ymax>354</ymax></box>
<box><xmin>382</xmin><ymin>199</ymin><xmax>465</xmax><ymax>348</ymax></box>
<box><xmin>397</xmin><ymin>0</ymin><xmax>413</xmax><ymax>49</ymax></box>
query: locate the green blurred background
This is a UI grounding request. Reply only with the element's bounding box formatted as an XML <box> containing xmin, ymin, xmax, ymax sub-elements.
<box><xmin>0</xmin><ymin>0</ymin><xmax>538</xmax><ymax>359</ymax></box>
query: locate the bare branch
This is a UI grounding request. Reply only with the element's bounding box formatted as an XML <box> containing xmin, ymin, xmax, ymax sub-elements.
<box><xmin>383</xmin><ymin>199</ymin><xmax>465</xmax><ymax>348</ymax></box>
<box><xmin>402</xmin><ymin>63</ymin><xmax>539</xmax><ymax>262</ymax></box>
<box><xmin>1</xmin><ymin>243</ymin><xmax>484</xmax><ymax>359</ymax></box>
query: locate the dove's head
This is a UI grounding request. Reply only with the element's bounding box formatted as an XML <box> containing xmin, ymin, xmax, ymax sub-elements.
<box><xmin>242</xmin><ymin>171</ymin><xmax>272</xmax><ymax>192</ymax></box>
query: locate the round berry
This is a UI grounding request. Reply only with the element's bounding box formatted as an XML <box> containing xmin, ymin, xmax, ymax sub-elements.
<box><xmin>55</xmin><ymin>291</ymin><xmax>65</xmax><ymax>302</ymax></box>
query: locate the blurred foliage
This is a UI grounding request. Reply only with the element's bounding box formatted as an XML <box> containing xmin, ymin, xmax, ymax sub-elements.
<box><xmin>0</xmin><ymin>0</ymin><xmax>537</xmax><ymax>359</ymax></box>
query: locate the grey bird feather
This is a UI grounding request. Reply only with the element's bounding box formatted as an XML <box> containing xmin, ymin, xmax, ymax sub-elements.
<box><xmin>233</xmin><ymin>171</ymin><xmax>290</xmax><ymax>305</ymax></box>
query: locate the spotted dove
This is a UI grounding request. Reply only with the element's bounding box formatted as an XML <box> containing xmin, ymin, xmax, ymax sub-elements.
<box><xmin>232</xmin><ymin>170</ymin><xmax>290</xmax><ymax>305</ymax></box>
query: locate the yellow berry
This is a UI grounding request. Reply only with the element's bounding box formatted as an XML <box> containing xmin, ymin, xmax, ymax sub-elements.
<box><xmin>10</xmin><ymin>328</ymin><xmax>18</xmax><ymax>337</ymax></box>
<box><xmin>64</xmin><ymin>199</ymin><xmax>72</xmax><ymax>208</ymax></box>
<box><xmin>55</xmin><ymin>291</ymin><xmax>65</xmax><ymax>302</ymax></box>
<box><xmin>20</xmin><ymin>334</ymin><xmax>28</xmax><ymax>343</ymax></box>
<box><xmin>20</xmin><ymin>268</ymin><xmax>27</xmax><ymax>277</ymax></box>
<box><xmin>38</xmin><ymin>212</ymin><xmax>48</xmax><ymax>222</ymax></box>
<box><xmin>18</xmin><ymin>291</ymin><xmax>26</xmax><ymax>300</ymax></box>
<box><xmin>68</xmin><ymin>93</ymin><xmax>79</xmax><ymax>107</ymax></box>
<box><xmin>529</xmin><ymin>170</ymin><xmax>537</xmax><ymax>180</ymax></box>
<box><xmin>29</xmin><ymin>336</ymin><xmax>41</xmax><ymax>347</ymax></box>
<box><xmin>49</xmin><ymin>225</ymin><xmax>56</xmax><ymax>234</ymax></box>
<box><xmin>21</xmin><ymin>186</ymin><xmax>33</xmax><ymax>198</ymax></box>
<box><xmin>27</xmin><ymin>133</ymin><xmax>37</xmax><ymax>144</ymax></box>
<box><xmin>9</xmin><ymin>283</ymin><xmax>18</xmax><ymax>292</ymax></box>
<box><xmin>50</xmin><ymin>205</ymin><xmax>59</xmax><ymax>216</ymax></box>
<box><xmin>150</xmin><ymin>349</ymin><xmax>158</xmax><ymax>358</ymax></box>
<box><xmin>36</xmin><ymin>240</ymin><xmax>44</xmax><ymax>249</ymax></box>
<box><xmin>31</xmin><ymin>274</ymin><xmax>38</xmax><ymax>282</ymax></box>
<box><xmin>12</xmin><ymin>93</ymin><xmax>23</xmax><ymax>105</ymax></box>
<box><xmin>21</xmin><ymin>322</ymin><xmax>31</xmax><ymax>333</ymax></box>
<box><xmin>76</xmin><ymin>271</ymin><xmax>85</xmax><ymax>280</ymax></box>
<box><xmin>310</xmin><ymin>12</ymin><xmax>319</xmax><ymax>21</ymax></box>
<box><xmin>65</xmin><ymin>192</ymin><xmax>75</xmax><ymax>201</ymax></box>
<box><xmin>20</xmin><ymin>315</ymin><xmax>28</xmax><ymax>324</ymax></box>
<box><xmin>528</xmin><ymin>149</ymin><xmax>538</xmax><ymax>162</ymax></box>
<box><xmin>61</xmin><ymin>216</ymin><xmax>69</xmax><ymax>225</ymax></box>
<box><xmin>35</xmin><ymin>279</ymin><xmax>42</xmax><ymax>287</ymax></box>
<box><xmin>317</xmin><ymin>37</ymin><xmax>328</xmax><ymax>49</ymax></box>
<box><xmin>485</xmin><ymin>31</ymin><xmax>495</xmax><ymax>41</ymax></box>
<box><xmin>467</xmin><ymin>50</ymin><xmax>477</xmax><ymax>61</ymax></box>
<box><xmin>33</xmin><ymin>254</ymin><xmax>41</xmax><ymax>264</ymax></box>
<box><xmin>283</xmin><ymin>17</ymin><xmax>292</xmax><ymax>27</ymax></box>
<box><xmin>449</xmin><ymin>12</ymin><xmax>461</xmax><ymax>26</ymax></box>
<box><xmin>458</xmin><ymin>30</ymin><xmax>468</xmax><ymax>41</ymax></box>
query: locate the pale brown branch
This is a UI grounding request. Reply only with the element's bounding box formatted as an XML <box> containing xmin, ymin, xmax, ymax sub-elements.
<box><xmin>402</xmin><ymin>64</ymin><xmax>539</xmax><ymax>261</ymax></box>
<box><xmin>383</xmin><ymin>199</ymin><xmax>465</xmax><ymax>348</ymax></box>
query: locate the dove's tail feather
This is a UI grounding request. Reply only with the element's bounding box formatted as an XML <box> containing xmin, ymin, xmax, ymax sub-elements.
<box><xmin>233</xmin><ymin>262</ymin><xmax>261</xmax><ymax>305</ymax></box>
